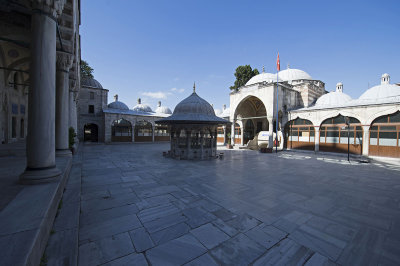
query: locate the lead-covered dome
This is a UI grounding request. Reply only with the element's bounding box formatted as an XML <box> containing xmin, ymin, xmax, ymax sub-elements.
<box><xmin>156</xmin><ymin>87</ymin><xmax>229</xmax><ymax>124</ymax></box>
<box><xmin>278</xmin><ymin>67</ymin><xmax>312</xmax><ymax>82</ymax></box>
<box><xmin>246</xmin><ymin>72</ymin><xmax>277</xmax><ymax>86</ymax></box>
<box><xmin>107</xmin><ymin>94</ymin><xmax>129</xmax><ymax>110</ymax></box>
<box><xmin>81</xmin><ymin>77</ymin><xmax>103</xmax><ymax>89</ymax></box>
<box><xmin>359</xmin><ymin>74</ymin><xmax>399</xmax><ymax>100</ymax></box>
<box><xmin>155</xmin><ymin>101</ymin><xmax>172</xmax><ymax>114</ymax></box>
<box><xmin>315</xmin><ymin>82</ymin><xmax>352</xmax><ymax>107</ymax></box>
<box><xmin>133</xmin><ymin>98</ymin><xmax>153</xmax><ymax>113</ymax></box>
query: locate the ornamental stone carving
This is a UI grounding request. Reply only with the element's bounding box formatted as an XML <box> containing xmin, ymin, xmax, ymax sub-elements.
<box><xmin>69</xmin><ymin>78</ymin><xmax>76</xmax><ymax>92</ymax></box>
<box><xmin>31</xmin><ymin>0</ymin><xmax>66</xmax><ymax>18</ymax></box>
<box><xmin>56</xmin><ymin>51</ymin><xmax>73</xmax><ymax>72</ymax></box>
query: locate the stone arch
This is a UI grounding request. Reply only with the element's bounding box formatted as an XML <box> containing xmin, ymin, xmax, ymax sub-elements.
<box><xmin>284</xmin><ymin>118</ymin><xmax>315</xmax><ymax>151</ymax></box>
<box><xmin>316</xmin><ymin>110</ymin><xmax>362</xmax><ymax>128</ymax></box>
<box><xmin>365</xmin><ymin>106</ymin><xmax>400</xmax><ymax>125</ymax></box>
<box><xmin>84</xmin><ymin>123</ymin><xmax>99</xmax><ymax>142</ymax></box>
<box><xmin>134</xmin><ymin>119</ymin><xmax>153</xmax><ymax>142</ymax></box>
<box><xmin>111</xmin><ymin>118</ymin><xmax>132</xmax><ymax>142</ymax></box>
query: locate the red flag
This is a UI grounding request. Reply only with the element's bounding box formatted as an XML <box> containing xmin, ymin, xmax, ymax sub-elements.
<box><xmin>277</xmin><ymin>52</ymin><xmax>280</xmax><ymax>71</ymax></box>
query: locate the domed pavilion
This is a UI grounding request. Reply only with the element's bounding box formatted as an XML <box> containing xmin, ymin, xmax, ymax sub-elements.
<box><xmin>156</xmin><ymin>84</ymin><xmax>230</xmax><ymax>159</ymax></box>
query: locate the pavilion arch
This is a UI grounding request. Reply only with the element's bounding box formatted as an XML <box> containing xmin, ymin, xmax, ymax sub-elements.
<box><xmin>369</xmin><ymin>111</ymin><xmax>400</xmax><ymax>158</ymax></box>
<box><xmin>233</xmin><ymin>95</ymin><xmax>269</xmax><ymax>144</ymax></box>
<box><xmin>154</xmin><ymin>123</ymin><xmax>170</xmax><ymax>142</ymax></box>
<box><xmin>135</xmin><ymin>120</ymin><xmax>153</xmax><ymax>142</ymax></box>
<box><xmin>84</xmin><ymin>123</ymin><xmax>99</xmax><ymax>142</ymax></box>
<box><xmin>315</xmin><ymin>111</ymin><xmax>362</xmax><ymax>129</ymax></box>
<box><xmin>5</xmin><ymin>57</ymin><xmax>30</xmax><ymax>84</ymax></box>
<box><xmin>284</xmin><ymin>118</ymin><xmax>315</xmax><ymax>151</ymax></box>
<box><xmin>319</xmin><ymin>114</ymin><xmax>363</xmax><ymax>155</ymax></box>
<box><xmin>365</xmin><ymin>106</ymin><xmax>400</xmax><ymax>126</ymax></box>
<box><xmin>111</xmin><ymin>118</ymin><xmax>132</xmax><ymax>142</ymax></box>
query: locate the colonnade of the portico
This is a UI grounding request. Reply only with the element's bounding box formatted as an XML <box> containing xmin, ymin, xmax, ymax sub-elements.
<box><xmin>20</xmin><ymin>0</ymin><xmax>79</xmax><ymax>184</ymax></box>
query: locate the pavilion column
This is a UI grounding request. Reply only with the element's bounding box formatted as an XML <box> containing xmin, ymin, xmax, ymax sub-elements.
<box><xmin>210</xmin><ymin>131</ymin><xmax>214</xmax><ymax>157</ymax></box>
<box><xmin>152</xmin><ymin>124</ymin><xmax>155</xmax><ymax>142</ymax></box>
<box><xmin>186</xmin><ymin>130</ymin><xmax>191</xmax><ymax>159</ymax></box>
<box><xmin>20</xmin><ymin>0</ymin><xmax>65</xmax><ymax>184</ymax></box>
<box><xmin>267</xmin><ymin>117</ymin><xmax>273</xmax><ymax>148</ymax></box>
<box><xmin>56</xmin><ymin>51</ymin><xmax>73</xmax><ymax>156</ymax></box>
<box><xmin>240</xmin><ymin>123</ymin><xmax>244</xmax><ymax>146</ymax></box>
<box><xmin>200</xmin><ymin>131</ymin><xmax>204</xmax><ymax>159</ymax></box>
<box><xmin>231</xmin><ymin>120</ymin><xmax>235</xmax><ymax>145</ymax></box>
<box><xmin>223</xmin><ymin>125</ymin><xmax>226</xmax><ymax>145</ymax></box>
<box><xmin>362</xmin><ymin>125</ymin><xmax>370</xmax><ymax>156</ymax></box>
<box><xmin>314</xmin><ymin>126</ymin><xmax>320</xmax><ymax>152</ymax></box>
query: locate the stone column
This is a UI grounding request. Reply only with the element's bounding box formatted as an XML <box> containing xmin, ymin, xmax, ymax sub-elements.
<box><xmin>362</xmin><ymin>125</ymin><xmax>370</xmax><ymax>156</ymax></box>
<box><xmin>231</xmin><ymin>120</ymin><xmax>235</xmax><ymax>146</ymax></box>
<box><xmin>223</xmin><ymin>125</ymin><xmax>226</xmax><ymax>145</ymax></box>
<box><xmin>240</xmin><ymin>123</ymin><xmax>244</xmax><ymax>146</ymax></box>
<box><xmin>314</xmin><ymin>126</ymin><xmax>320</xmax><ymax>152</ymax></box>
<box><xmin>267</xmin><ymin>117</ymin><xmax>273</xmax><ymax>148</ymax></box>
<box><xmin>20</xmin><ymin>0</ymin><xmax>65</xmax><ymax>184</ymax></box>
<box><xmin>56</xmin><ymin>51</ymin><xmax>73</xmax><ymax>156</ymax></box>
<box><xmin>68</xmin><ymin>79</ymin><xmax>78</xmax><ymax>144</ymax></box>
<box><xmin>200</xmin><ymin>131</ymin><xmax>204</xmax><ymax>159</ymax></box>
<box><xmin>152</xmin><ymin>124</ymin><xmax>155</xmax><ymax>142</ymax></box>
<box><xmin>186</xmin><ymin>130</ymin><xmax>191</xmax><ymax>159</ymax></box>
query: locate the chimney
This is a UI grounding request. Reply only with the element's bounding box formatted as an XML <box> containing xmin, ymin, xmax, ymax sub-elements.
<box><xmin>114</xmin><ymin>94</ymin><xmax>118</xmax><ymax>102</ymax></box>
<box><xmin>336</xmin><ymin>82</ymin><xmax>343</xmax><ymax>93</ymax></box>
<box><xmin>138</xmin><ymin>98</ymin><xmax>141</xmax><ymax>104</ymax></box>
<box><xmin>381</xmin><ymin>73</ymin><xmax>390</xmax><ymax>85</ymax></box>
<box><xmin>158</xmin><ymin>101</ymin><xmax>161</xmax><ymax>107</ymax></box>
<box><xmin>223</xmin><ymin>104</ymin><xmax>226</xmax><ymax>110</ymax></box>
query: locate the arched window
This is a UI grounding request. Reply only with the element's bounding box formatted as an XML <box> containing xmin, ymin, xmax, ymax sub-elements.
<box><xmin>154</xmin><ymin>124</ymin><xmax>170</xmax><ymax>141</ymax></box>
<box><xmin>244</xmin><ymin>120</ymin><xmax>255</xmax><ymax>144</ymax></box>
<box><xmin>217</xmin><ymin>127</ymin><xmax>224</xmax><ymax>143</ymax></box>
<box><xmin>369</xmin><ymin>111</ymin><xmax>400</xmax><ymax>157</ymax></box>
<box><xmin>178</xmin><ymin>129</ymin><xmax>187</xmax><ymax>148</ymax></box>
<box><xmin>234</xmin><ymin>123</ymin><xmax>241</xmax><ymax>144</ymax></box>
<box><xmin>320</xmin><ymin>115</ymin><xmax>362</xmax><ymax>154</ymax></box>
<box><xmin>112</xmin><ymin>118</ymin><xmax>132</xmax><ymax>142</ymax></box>
<box><xmin>134</xmin><ymin>120</ymin><xmax>153</xmax><ymax>142</ymax></box>
<box><xmin>286</xmin><ymin>118</ymin><xmax>315</xmax><ymax>150</ymax></box>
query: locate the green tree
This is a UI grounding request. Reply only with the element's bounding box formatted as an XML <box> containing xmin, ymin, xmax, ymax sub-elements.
<box><xmin>80</xmin><ymin>60</ymin><xmax>94</xmax><ymax>79</ymax></box>
<box><xmin>230</xmin><ymin>65</ymin><xmax>259</xmax><ymax>91</ymax></box>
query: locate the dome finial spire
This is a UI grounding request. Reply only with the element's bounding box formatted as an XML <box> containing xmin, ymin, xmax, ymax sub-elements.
<box><xmin>193</xmin><ymin>82</ymin><xmax>196</xmax><ymax>93</ymax></box>
<box><xmin>262</xmin><ymin>66</ymin><xmax>265</xmax><ymax>73</ymax></box>
<box><xmin>287</xmin><ymin>63</ymin><xmax>290</xmax><ymax>69</ymax></box>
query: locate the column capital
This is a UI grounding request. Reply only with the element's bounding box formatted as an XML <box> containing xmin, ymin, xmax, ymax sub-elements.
<box><xmin>56</xmin><ymin>51</ymin><xmax>74</xmax><ymax>72</ymax></box>
<box><xmin>31</xmin><ymin>0</ymin><xmax>66</xmax><ymax>19</ymax></box>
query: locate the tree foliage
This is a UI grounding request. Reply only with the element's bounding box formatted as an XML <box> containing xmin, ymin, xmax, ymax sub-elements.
<box><xmin>80</xmin><ymin>60</ymin><xmax>94</xmax><ymax>79</ymax></box>
<box><xmin>230</xmin><ymin>65</ymin><xmax>259</xmax><ymax>90</ymax></box>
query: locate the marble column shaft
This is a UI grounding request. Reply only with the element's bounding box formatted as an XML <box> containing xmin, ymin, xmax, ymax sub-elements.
<box><xmin>362</xmin><ymin>125</ymin><xmax>370</xmax><ymax>156</ymax></box>
<box><xmin>56</xmin><ymin>52</ymin><xmax>73</xmax><ymax>155</ymax></box>
<box><xmin>21</xmin><ymin>0</ymin><xmax>65</xmax><ymax>183</ymax></box>
<box><xmin>314</xmin><ymin>127</ymin><xmax>320</xmax><ymax>151</ymax></box>
<box><xmin>268</xmin><ymin>117</ymin><xmax>274</xmax><ymax>148</ymax></box>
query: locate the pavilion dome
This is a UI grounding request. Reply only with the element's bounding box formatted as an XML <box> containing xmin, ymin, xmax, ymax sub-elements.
<box><xmin>246</xmin><ymin>72</ymin><xmax>277</xmax><ymax>86</ymax></box>
<box><xmin>133</xmin><ymin>98</ymin><xmax>153</xmax><ymax>113</ymax></box>
<box><xmin>278</xmin><ymin>67</ymin><xmax>312</xmax><ymax>82</ymax></box>
<box><xmin>81</xmin><ymin>77</ymin><xmax>103</xmax><ymax>89</ymax></box>
<box><xmin>156</xmin><ymin>85</ymin><xmax>229</xmax><ymax>124</ymax></box>
<box><xmin>155</xmin><ymin>101</ymin><xmax>172</xmax><ymax>114</ymax></box>
<box><xmin>315</xmin><ymin>82</ymin><xmax>352</xmax><ymax>107</ymax></box>
<box><xmin>359</xmin><ymin>73</ymin><xmax>399</xmax><ymax>100</ymax></box>
<box><xmin>107</xmin><ymin>94</ymin><xmax>129</xmax><ymax>110</ymax></box>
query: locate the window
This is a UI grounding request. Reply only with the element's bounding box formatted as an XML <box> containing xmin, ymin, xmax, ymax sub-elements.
<box><xmin>90</xmin><ymin>92</ymin><xmax>94</xmax><ymax>100</ymax></box>
<box><xmin>88</xmin><ymin>105</ymin><xmax>94</xmax><ymax>113</ymax></box>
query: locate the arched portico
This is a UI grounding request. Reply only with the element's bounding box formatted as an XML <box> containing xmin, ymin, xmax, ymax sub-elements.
<box><xmin>84</xmin><ymin>123</ymin><xmax>98</xmax><ymax>142</ymax></box>
<box><xmin>134</xmin><ymin>120</ymin><xmax>153</xmax><ymax>142</ymax></box>
<box><xmin>369</xmin><ymin>111</ymin><xmax>400</xmax><ymax>158</ymax></box>
<box><xmin>284</xmin><ymin>118</ymin><xmax>315</xmax><ymax>150</ymax></box>
<box><xmin>112</xmin><ymin>118</ymin><xmax>132</xmax><ymax>142</ymax></box>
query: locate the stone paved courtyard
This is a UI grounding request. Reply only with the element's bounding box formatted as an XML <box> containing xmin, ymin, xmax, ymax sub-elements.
<box><xmin>71</xmin><ymin>143</ymin><xmax>400</xmax><ymax>265</ymax></box>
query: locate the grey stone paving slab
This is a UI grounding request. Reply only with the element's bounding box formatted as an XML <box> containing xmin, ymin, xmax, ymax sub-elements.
<box><xmin>210</xmin><ymin>233</ymin><xmax>266</xmax><ymax>265</ymax></box>
<box><xmin>78</xmin><ymin>232</ymin><xmax>135</xmax><ymax>266</ymax></box>
<box><xmin>150</xmin><ymin>222</ymin><xmax>190</xmax><ymax>245</ymax></box>
<box><xmin>142</xmin><ymin>212</ymin><xmax>187</xmax><ymax>233</ymax></box>
<box><xmin>252</xmin><ymin>238</ymin><xmax>314</xmax><ymax>266</ymax></box>
<box><xmin>273</xmin><ymin>210</ymin><xmax>313</xmax><ymax>233</ymax></box>
<box><xmin>79</xmin><ymin>214</ymin><xmax>142</xmax><ymax>242</ymax></box>
<box><xmin>183</xmin><ymin>206</ymin><xmax>217</xmax><ymax>228</ymax></box>
<box><xmin>184</xmin><ymin>253</ymin><xmax>219</xmax><ymax>266</ymax></box>
<box><xmin>129</xmin><ymin>227</ymin><xmax>154</xmax><ymax>252</ymax></box>
<box><xmin>80</xmin><ymin>193</ymin><xmax>140</xmax><ymax>214</ymax></box>
<box><xmin>0</xmin><ymin>229</ymin><xmax>37</xmax><ymax>266</ymax></box>
<box><xmin>189</xmin><ymin>199</ymin><xmax>222</xmax><ymax>212</ymax></box>
<box><xmin>212</xmin><ymin>207</ymin><xmax>237</xmax><ymax>222</ymax></box>
<box><xmin>80</xmin><ymin>204</ymin><xmax>139</xmax><ymax>226</ymax></box>
<box><xmin>138</xmin><ymin>203</ymin><xmax>180</xmax><ymax>223</ymax></box>
<box><xmin>225</xmin><ymin>213</ymin><xmax>261</xmax><ymax>233</ymax></box>
<box><xmin>245</xmin><ymin>224</ymin><xmax>286</xmax><ymax>249</ymax></box>
<box><xmin>46</xmin><ymin>228</ymin><xmax>78</xmax><ymax>266</ymax></box>
<box><xmin>146</xmin><ymin>234</ymin><xmax>207</xmax><ymax>266</ymax></box>
<box><xmin>80</xmin><ymin>189</ymin><xmax>110</xmax><ymax>201</ymax></box>
<box><xmin>134</xmin><ymin>185</ymin><xmax>181</xmax><ymax>198</ymax></box>
<box><xmin>102</xmin><ymin>253</ymin><xmax>148</xmax><ymax>266</ymax></box>
<box><xmin>304</xmin><ymin>252</ymin><xmax>335</xmax><ymax>266</ymax></box>
<box><xmin>190</xmin><ymin>223</ymin><xmax>230</xmax><ymax>249</ymax></box>
<box><xmin>212</xmin><ymin>218</ymin><xmax>239</xmax><ymax>237</ymax></box>
<box><xmin>53</xmin><ymin>200</ymin><xmax>80</xmax><ymax>231</ymax></box>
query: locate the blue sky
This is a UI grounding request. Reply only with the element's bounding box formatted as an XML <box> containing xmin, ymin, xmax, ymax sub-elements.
<box><xmin>81</xmin><ymin>0</ymin><xmax>400</xmax><ymax>112</ymax></box>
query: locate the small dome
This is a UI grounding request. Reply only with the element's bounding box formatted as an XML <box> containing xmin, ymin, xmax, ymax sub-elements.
<box><xmin>155</xmin><ymin>101</ymin><xmax>172</xmax><ymax>114</ymax></box>
<box><xmin>278</xmin><ymin>68</ymin><xmax>312</xmax><ymax>82</ymax></box>
<box><xmin>246</xmin><ymin>72</ymin><xmax>277</xmax><ymax>86</ymax></box>
<box><xmin>107</xmin><ymin>94</ymin><xmax>129</xmax><ymax>110</ymax></box>
<box><xmin>219</xmin><ymin>105</ymin><xmax>230</xmax><ymax>118</ymax></box>
<box><xmin>315</xmin><ymin>86</ymin><xmax>352</xmax><ymax>107</ymax></box>
<box><xmin>81</xmin><ymin>78</ymin><xmax>103</xmax><ymax>89</ymax></box>
<box><xmin>133</xmin><ymin>98</ymin><xmax>153</xmax><ymax>113</ymax></box>
<box><xmin>359</xmin><ymin>74</ymin><xmax>399</xmax><ymax>100</ymax></box>
<box><xmin>214</xmin><ymin>108</ymin><xmax>222</xmax><ymax>115</ymax></box>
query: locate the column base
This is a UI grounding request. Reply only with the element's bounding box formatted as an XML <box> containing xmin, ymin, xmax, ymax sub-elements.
<box><xmin>19</xmin><ymin>166</ymin><xmax>62</xmax><ymax>185</ymax></box>
<box><xmin>56</xmin><ymin>148</ymin><xmax>72</xmax><ymax>157</ymax></box>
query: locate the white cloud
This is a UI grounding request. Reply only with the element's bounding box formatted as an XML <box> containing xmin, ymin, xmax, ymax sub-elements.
<box><xmin>171</xmin><ymin>88</ymin><xmax>185</xmax><ymax>93</ymax></box>
<box><xmin>142</xmin><ymin>91</ymin><xmax>168</xmax><ymax>99</ymax></box>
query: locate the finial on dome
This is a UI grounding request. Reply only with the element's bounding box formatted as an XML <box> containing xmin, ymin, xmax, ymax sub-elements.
<box><xmin>138</xmin><ymin>98</ymin><xmax>141</xmax><ymax>104</ymax></box>
<box><xmin>287</xmin><ymin>63</ymin><xmax>290</xmax><ymax>69</ymax></box>
<box><xmin>336</xmin><ymin>82</ymin><xmax>343</xmax><ymax>93</ymax></box>
<box><xmin>114</xmin><ymin>94</ymin><xmax>118</xmax><ymax>102</ymax></box>
<box><xmin>223</xmin><ymin>104</ymin><xmax>226</xmax><ymax>110</ymax></box>
<box><xmin>158</xmin><ymin>101</ymin><xmax>161</xmax><ymax>107</ymax></box>
<box><xmin>381</xmin><ymin>73</ymin><xmax>390</xmax><ymax>85</ymax></box>
<box><xmin>193</xmin><ymin>82</ymin><xmax>196</xmax><ymax>93</ymax></box>
<box><xmin>262</xmin><ymin>66</ymin><xmax>265</xmax><ymax>73</ymax></box>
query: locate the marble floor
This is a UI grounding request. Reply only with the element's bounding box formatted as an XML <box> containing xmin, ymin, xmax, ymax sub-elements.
<box><xmin>73</xmin><ymin>143</ymin><xmax>400</xmax><ymax>265</ymax></box>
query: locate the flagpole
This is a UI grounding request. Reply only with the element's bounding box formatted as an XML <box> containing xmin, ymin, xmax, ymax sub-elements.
<box><xmin>276</xmin><ymin>54</ymin><xmax>279</xmax><ymax>153</ymax></box>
